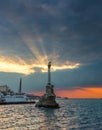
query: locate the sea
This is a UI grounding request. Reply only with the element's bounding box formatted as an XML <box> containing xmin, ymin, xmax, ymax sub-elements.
<box><xmin>0</xmin><ymin>99</ymin><xmax>102</xmax><ymax>130</ymax></box>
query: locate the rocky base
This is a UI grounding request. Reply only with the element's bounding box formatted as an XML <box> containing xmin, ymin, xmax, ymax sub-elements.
<box><xmin>35</xmin><ymin>96</ymin><xmax>59</xmax><ymax>108</ymax></box>
<box><xmin>36</xmin><ymin>82</ymin><xmax>59</xmax><ymax>108</ymax></box>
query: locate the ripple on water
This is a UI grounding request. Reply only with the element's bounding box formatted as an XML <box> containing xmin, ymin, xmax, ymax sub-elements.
<box><xmin>0</xmin><ymin>99</ymin><xmax>102</xmax><ymax>130</ymax></box>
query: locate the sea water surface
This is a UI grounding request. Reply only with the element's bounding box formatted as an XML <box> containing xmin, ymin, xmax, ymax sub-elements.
<box><xmin>0</xmin><ymin>99</ymin><xmax>102</xmax><ymax>130</ymax></box>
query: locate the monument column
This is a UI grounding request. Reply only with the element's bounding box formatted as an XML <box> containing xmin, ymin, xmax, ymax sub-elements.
<box><xmin>48</xmin><ymin>61</ymin><xmax>51</xmax><ymax>84</ymax></box>
<box><xmin>35</xmin><ymin>62</ymin><xmax>59</xmax><ymax>108</ymax></box>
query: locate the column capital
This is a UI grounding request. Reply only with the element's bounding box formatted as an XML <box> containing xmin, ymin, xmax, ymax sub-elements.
<box><xmin>48</xmin><ymin>61</ymin><xmax>51</xmax><ymax>69</ymax></box>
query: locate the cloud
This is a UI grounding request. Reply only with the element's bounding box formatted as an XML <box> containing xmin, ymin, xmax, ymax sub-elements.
<box><xmin>0</xmin><ymin>0</ymin><xmax>102</xmax><ymax>93</ymax></box>
<box><xmin>0</xmin><ymin>56</ymin><xmax>34</xmax><ymax>75</ymax></box>
<box><xmin>0</xmin><ymin>55</ymin><xmax>80</xmax><ymax>75</ymax></box>
<box><xmin>0</xmin><ymin>0</ymin><xmax>102</xmax><ymax>65</ymax></box>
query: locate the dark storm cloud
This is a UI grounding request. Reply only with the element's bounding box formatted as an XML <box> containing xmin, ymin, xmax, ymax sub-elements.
<box><xmin>0</xmin><ymin>0</ymin><xmax>102</xmax><ymax>64</ymax></box>
<box><xmin>52</xmin><ymin>61</ymin><xmax>102</xmax><ymax>89</ymax></box>
<box><xmin>0</xmin><ymin>0</ymin><xmax>102</xmax><ymax>90</ymax></box>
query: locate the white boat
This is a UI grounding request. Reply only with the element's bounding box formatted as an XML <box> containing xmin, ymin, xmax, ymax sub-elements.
<box><xmin>0</xmin><ymin>78</ymin><xmax>35</xmax><ymax>105</ymax></box>
<box><xmin>0</xmin><ymin>93</ymin><xmax>35</xmax><ymax>104</ymax></box>
<box><xmin>2</xmin><ymin>94</ymin><xmax>28</xmax><ymax>102</ymax></box>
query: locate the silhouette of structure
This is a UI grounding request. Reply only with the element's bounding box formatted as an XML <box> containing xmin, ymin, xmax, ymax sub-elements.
<box><xmin>18</xmin><ymin>78</ymin><xmax>22</xmax><ymax>94</ymax></box>
<box><xmin>35</xmin><ymin>62</ymin><xmax>59</xmax><ymax>108</ymax></box>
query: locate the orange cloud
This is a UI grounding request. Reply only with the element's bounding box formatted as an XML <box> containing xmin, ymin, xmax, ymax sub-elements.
<box><xmin>55</xmin><ymin>87</ymin><xmax>102</xmax><ymax>98</ymax></box>
<box><xmin>30</xmin><ymin>87</ymin><xmax>102</xmax><ymax>98</ymax></box>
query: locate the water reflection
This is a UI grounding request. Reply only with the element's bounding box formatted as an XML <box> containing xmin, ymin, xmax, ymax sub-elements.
<box><xmin>0</xmin><ymin>99</ymin><xmax>102</xmax><ymax>130</ymax></box>
<box><xmin>0</xmin><ymin>102</ymin><xmax>71</xmax><ymax>130</ymax></box>
<box><xmin>0</xmin><ymin>100</ymin><xmax>81</xmax><ymax>130</ymax></box>
<box><xmin>38</xmin><ymin>108</ymin><xmax>60</xmax><ymax>130</ymax></box>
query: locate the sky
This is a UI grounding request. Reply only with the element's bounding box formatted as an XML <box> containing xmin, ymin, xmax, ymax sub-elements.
<box><xmin>0</xmin><ymin>0</ymin><xmax>102</xmax><ymax>98</ymax></box>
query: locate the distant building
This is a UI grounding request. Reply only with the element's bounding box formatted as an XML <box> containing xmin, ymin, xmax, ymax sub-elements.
<box><xmin>0</xmin><ymin>85</ymin><xmax>9</xmax><ymax>92</ymax></box>
<box><xmin>0</xmin><ymin>85</ymin><xmax>13</xmax><ymax>95</ymax></box>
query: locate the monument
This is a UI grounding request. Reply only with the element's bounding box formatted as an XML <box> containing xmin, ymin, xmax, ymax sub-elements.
<box><xmin>35</xmin><ymin>62</ymin><xmax>59</xmax><ymax>108</ymax></box>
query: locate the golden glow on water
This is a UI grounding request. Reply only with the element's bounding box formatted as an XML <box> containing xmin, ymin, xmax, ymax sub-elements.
<box><xmin>0</xmin><ymin>105</ymin><xmax>47</xmax><ymax>129</ymax></box>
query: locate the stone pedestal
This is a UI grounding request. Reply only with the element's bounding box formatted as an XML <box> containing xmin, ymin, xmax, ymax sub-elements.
<box><xmin>35</xmin><ymin>83</ymin><xmax>59</xmax><ymax>108</ymax></box>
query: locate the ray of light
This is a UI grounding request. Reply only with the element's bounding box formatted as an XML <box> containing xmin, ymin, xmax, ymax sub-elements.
<box><xmin>0</xmin><ymin>55</ymin><xmax>80</xmax><ymax>75</ymax></box>
<box><xmin>20</xmin><ymin>33</ymin><xmax>81</xmax><ymax>73</ymax></box>
<box><xmin>0</xmin><ymin>32</ymin><xmax>81</xmax><ymax>74</ymax></box>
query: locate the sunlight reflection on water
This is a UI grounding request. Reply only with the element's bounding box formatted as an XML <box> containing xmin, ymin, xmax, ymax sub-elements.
<box><xmin>0</xmin><ymin>99</ymin><xmax>102</xmax><ymax>130</ymax></box>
